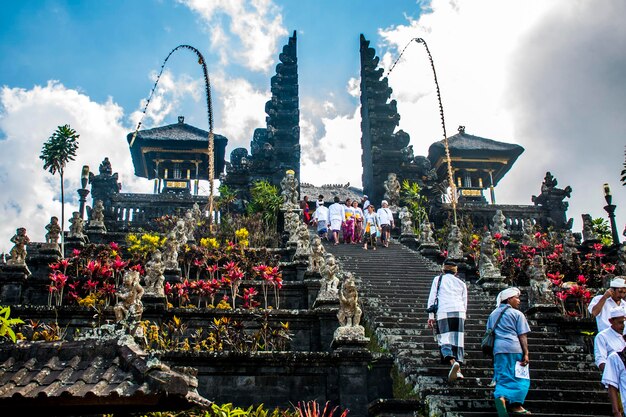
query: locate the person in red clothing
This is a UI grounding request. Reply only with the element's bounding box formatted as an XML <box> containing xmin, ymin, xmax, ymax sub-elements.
<box><xmin>300</xmin><ymin>195</ymin><xmax>311</xmax><ymax>224</ymax></box>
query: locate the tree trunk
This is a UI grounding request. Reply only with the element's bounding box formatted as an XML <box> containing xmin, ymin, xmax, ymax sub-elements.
<box><xmin>60</xmin><ymin>171</ymin><xmax>65</xmax><ymax>257</ymax></box>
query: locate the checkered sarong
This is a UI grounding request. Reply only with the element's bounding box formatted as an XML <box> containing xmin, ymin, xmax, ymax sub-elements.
<box><xmin>436</xmin><ymin>311</ymin><xmax>466</xmax><ymax>363</ymax></box>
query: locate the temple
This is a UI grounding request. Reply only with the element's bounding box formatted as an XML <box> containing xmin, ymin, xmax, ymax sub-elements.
<box><xmin>427</xmin><ymin>126</ymin><xmax>524</xmax><ymax>204</ymax></box>
<box><xmin>127</xmin><ymin>116</ymin><xmax>228</xmax><ymax>195</ymax></box>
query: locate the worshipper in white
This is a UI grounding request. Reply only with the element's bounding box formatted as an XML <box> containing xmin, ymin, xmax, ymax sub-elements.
<box><xmin>427</xmin><ymin>261</ymin><xmax>467</xmax><ymax>382</ymax></box>
<box><xmin>595</xmin><ymin>306</ymin><xmax>626</xmax><ymax>372</ymax></box>
<box><xmin>362</xmin><ymin>195</ymin><xmax>370</xmax><ymax>211</ymax></box>
<box><xmin>376</xmin><ymin>200</ymin><xmax>394</xmax><ymax>248</ymax></box>
<box><xmin>313</xmin><ymin>203</ymin><xmax>330</xmax><ymax>240</ymax></box>
<box><xmin>488</xmin><ymin>287</ymin><xmax>531</xmax><ymax>416</ymax></box>
<box><xmin>602</xmin><ymin>348</ymin><xmax>626</xmax><ymax>417</ymax></box>
<box><xmin>589</xmin><ymin>277</ymin><xmax>626</xmax><ymax>332</ymax></box>
<box><xmin>316</xmin><ymin>194</ymin><xmax>324</xmax><ymax>208</ymax></box>
<box><xmin>328</xmin><ymin>196</ymin><xmax>346</xmax><ymax>246</ymax></box>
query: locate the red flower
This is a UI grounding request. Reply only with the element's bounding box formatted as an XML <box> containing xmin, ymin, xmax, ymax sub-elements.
<box><xmin>109</xmin><ymin>242</ymin><xmax>120</xmax><ymax>251</ymax></box>
<box><xmin>86</xmin><ymin>260</ymin><xmax>100</xmax><ymax>275</ymax></box>
<box><xmin>59</xmin><ymin>258</ymin><xmax>71</xmax><ymax>269</ymax></box>
<box><xmin>130</xmin><ymin>264</ymin><xmax>145</xmax><ymax>275</ymax></box>
<box><xmin>71</xmin><ymin>249</ymin><xmax>81</xmax><ymax>258</ymax></box>
<box><xmin>577</xmin><ymin>275</ymin><xmax>587</xmax><ymax>285</ymax></box>
<box><xmin>164</xmin><ymin>282</ymin><xmax>173</xmax><ymax>296</ymax></box>
<box><xmin>493</xmin><ymin>233</ymin><xmax>502</xmax><ymax>240</ymax></box>
<box><xmin>83</xmin><ymin>279</ymin><xmax>98</xmax><ymax>292</ymax></box>
<box><xmin>593</xmin><ymin>243</ymin><xmax>604</xmax><ymax>253</ymax></box>
<box><xmin>603</xmin><ymin>264</ymin><xmax>616</xmax><ymax>273</ymax></box>
<box><xmin>501</xmin><ymin>240</ymin><xmax>509</xmax><ymax>247</ymax></box>
<box><xmin>112</xmin><ymin>257</ymin><xmax>128</xmax><ymax>271</ymax></box>
<box><xmin>49</xmin><ymin>262</ymin><xmax>60</xmax><ymax>271</ymax></box>
<box><xmin>556</xmin><ymin>292</ymin><xmax>568</xmax><ymax>301</ymax></box>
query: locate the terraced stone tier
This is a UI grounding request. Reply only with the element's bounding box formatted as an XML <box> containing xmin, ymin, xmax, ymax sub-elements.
<box><xmin>325</xmin><ymin>241</ymin><xmax>610</xmax><ymax>417</ymax></box>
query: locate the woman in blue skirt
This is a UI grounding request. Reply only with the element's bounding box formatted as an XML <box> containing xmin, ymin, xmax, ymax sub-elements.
<box><xmin>487</xmin><ymin>287</ymin><xmax>531</xmax><ymax>415</ymax></box>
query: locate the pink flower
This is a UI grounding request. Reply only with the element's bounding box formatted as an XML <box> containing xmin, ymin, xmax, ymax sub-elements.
<box><xmin>556</xmin><ymin>292</ymin><xmax>568</xmax><ymax>301</ymax></box>
<box><xmin>593</xmin><ymin>243</ymin><xmax>603</xmax><ymax>253</ymax></box>
<box><xmin>577</xmin><ymin>275</ymin><xmax>587</xmax><ymax>285</ymax></box>
<box><xmin>501</xmin><ymin>240</ymin><xmax>509</xmax><ymax>247</ymax></box>
<box><xmin>109</xmin><ymin>242</ymin><xmax>120</xmax><ymax>251</ymax></box>
<box><xmin>71</xmin><ymin>249</ymin><xmax>81</xmax><ymax>258</ymax></box>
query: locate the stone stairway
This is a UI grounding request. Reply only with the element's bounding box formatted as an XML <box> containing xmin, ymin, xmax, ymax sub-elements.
<box><xmin>325</xmin><ymin>240</ymin><xmax>610</xmax><ymax>417</ymax></box>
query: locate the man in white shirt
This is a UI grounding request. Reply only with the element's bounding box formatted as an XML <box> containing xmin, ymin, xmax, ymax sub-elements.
<box><xmin>602</xmin><ymin>349</ymin><xmax>626</xmax><ymax>417</ymax></box>
<box><xmin>589</xmin><ymin>277</ymin><xmax>626</xmax><ymax>332</ymax></box>
<box><xmin>595</xmin><ymin>307</ymin><xmax>626</xmax><ymax>372</ymax></box>
<box><xmin>376</xmin><ymin>200</ymin><xmax>394</xmax><ymax>248</ymax></box>
<box><xmin>361</xmin><ymin>195</ymin><xmax>370</xmax><ymax>211</ymax></box>
<box><xmin>328</xmin><ymin>196</ymin><xmax>345</xmax><ymax>246</ymax></box>
<box><xmin>313</xmin><ymin>203</ymin><xmax>329</xmax><ymax>240</ymax></box>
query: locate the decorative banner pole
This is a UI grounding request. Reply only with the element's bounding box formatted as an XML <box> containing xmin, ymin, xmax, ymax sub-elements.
<box><xmin>129</xmin><ymin>45</ymin><xmax>216</xmax><ymax>228</ymax></box>
<box><xmin>387</xmin><ymin>38</ymin><xmax>458</xmax><ymax>225</ymax></box>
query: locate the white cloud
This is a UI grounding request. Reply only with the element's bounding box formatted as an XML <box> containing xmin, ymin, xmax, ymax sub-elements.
<box><xmin>0</xmin><ymin>81</ymin><xmax>152</xmax><ymax>252</ymax></box>
<box><xmin>178</xmin><ymin>0</ymin><xmax>287</xmax><ymax>72</ymax></box>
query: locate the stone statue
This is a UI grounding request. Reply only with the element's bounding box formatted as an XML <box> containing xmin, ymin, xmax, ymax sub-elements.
<box><xmin>8</xmin><ymin>227</ymin><xmax>29</xmax><ymax>266</ymax></box>
<box><xmin>478</xmin><ymin>231</ymin><xmax>502</xmax><ymax>279</ymax></box>
<box><xmin>383</xmin><ymin>172</ymin><xmax>401</xmax><ymax>208</ymax></box>
<box><xmin>89</xmin><ymin>200</ymin><xmax>106</xmax><ymax>229</ymax></box>
<box><xmin>531</xmin><ymin>172</ymin><xmax>573</xmax><ymax>230</ymax></box>
<box><xmin>280</xmin><ymin>169</ymin><xmax>299</xmax><ymax>209</ymax></box>
<box><xmin>581</xmin><ymin>214</ymin><xmax>597</xmax><ymax>242</ymax></box>
<box><xmin>447</xmin><ymin>224</ymin><xmax>463</xmax><ymax>260</ymax></box>
<box><xmin>162</xmin><ymin>237</ymin><xmax>179</xmax><ymax>270</ymax></box>
<box><xmin>401</xmin><ymin>145</ymin><xmax>414</xmax><ymax>163</ymax></box>
<box><xmin>44</xmin><ymin>217</ymin><xmax>61</xmax><ymax>245</ymax></box>
<box><xmin>285</xmin><ymin>211</ymin><xmax>300</xmax><ymax>245</ymax></box>
<box><xmin>561</xmin><ymin>230</ymin><xmax>579</xmax><ymax>263</ymax></box>
<box><xmin>321</xmin><ymin>254</ymin><xmax>341</xmax><ymax>295</ymax></box>
<box><xmin>191</xmin><ymin>202</ymin><xmax>202</xmax><ymax>223</ymax></box>
<box><xmin>174</xmin><ymin>219</ymin><xmax>188</xmax><ymax>247</ymax></box>
<box><xmin>491</xmin><ymin>210</ymin><xmax>509</xmax><ymax>238</ymax></box>
<box><xmin>337</xmin><ymin>273</ymin><xmax>362</xmax><ymax>327</ymax></box>
<box><xmin>526</xmin><ymin>255</ymin><xmax>553</xmax><ymax>307</ymax></box>
<box><xmin>184</xmin><ymin>210</ymin><xmax>196</xmax><ymax>242</ymax></box>
<box><xmin>521</xmin><ymin>219</ymin><xmax>536</xmax><ymax>247</ymax></box>
<box><xmin>144</xmin><ymin>250</ymin><xmax>166</xmax><ymax>297</ymax></box>
<box><xmin>99</xmin><ymin>157</ymin><xmax>113</xmax><ymax>176</ymax></box>
<box><xmin>68</xmin><ymin>211</ymin><xmax>84</xmax><ymax>238</ymax></box>
<box><xmin>617</xmin><ymin>244</ymin><xmax>626</xmax><ymax>275</ymax></box>
<box><xmin>114</xmin><ymin>270</ymin><xmax>144</xmax><ymax>323</ymax></box>
<box><xmin>398</xmin><ymin>207</ymin><xmax>413</xmax><ymax>235</ymax></box>
<box><xmin>419</xmin><ymin>221</ymin><xmax>436</xmax><ymax>245</ymax></box>
<box><xmin>308</xmin><ymin>235</ymin><xmax>325</xmax><ymax>273</ymax></box>
<box><xmin>294</xmin><ymin>223</ymin><xmax>312</xmax><ymax>258</ymax></box>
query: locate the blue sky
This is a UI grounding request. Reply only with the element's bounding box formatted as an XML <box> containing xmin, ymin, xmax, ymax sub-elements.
<box><xmin>0</xmin><ymin>0</ymin><xmax>625</xmax><ymax>248</ymax></box>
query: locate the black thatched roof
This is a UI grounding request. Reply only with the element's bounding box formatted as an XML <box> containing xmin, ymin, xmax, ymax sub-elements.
<box><xmin>427</xmin><ymin>129</ymin><xmax>524</xmax><ymax>186</ymax></box>
<box><xmin>0</xmin><ymin>336</ymin><xmax>210</xmax><ymax>414</ymax></box>
<box><xmin>127</xmin><ymin>118</ymin><xmax>228</xmax><ymax>179</ymax></box>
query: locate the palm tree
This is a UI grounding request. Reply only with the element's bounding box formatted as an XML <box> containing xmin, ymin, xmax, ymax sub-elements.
<box><xmin>40</xmin><ymin>124</ymin><xmax>79</xmax><ymax>256</ymax></box>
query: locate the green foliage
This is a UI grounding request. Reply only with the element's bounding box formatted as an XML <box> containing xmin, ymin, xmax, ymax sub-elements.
<box><xmin>400</xmin><ymin>180</ymin><xmax>429</xmax><ymax>230</ymax></box>
<box><xmin>591</xmin><ymin>217</ymin><xmax>613</xmax><ymax>246</ymax></box>
<box><xmin>0</xmin><ymin>306</ymin><xmax>24</xmax><ymax>343</ymax></box>
<box><xmin>247</xmin><ymin>181</ymin><xmax>282</xmax><ymax>227</ymax></box>
<box><xmin>217</xmin><ymin>184</ymin><xmax>237</xmax><ymax>214</ymax></box>
<box><xmin>40</xmin><ymin>124</ymin><xmax>79</xmax><ymax>176</ymax></box>
<box><xmin>134</xmin><ymin>403</ymin><xmax>298</xmax><ymax>417</ymax></box>
<box><xmin>391</xmin><ymin>366</ymin><xmax>419</xmax><ymax>401</ymax></box>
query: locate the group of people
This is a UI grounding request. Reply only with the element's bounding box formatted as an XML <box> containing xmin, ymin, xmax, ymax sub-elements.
<box><xmin>428</xmin><ymin>261</ymin><xmax>531</xmax><ymax>415</ymax></box>
<box><xmin>590</xmin><ymin>277</ymin><xmax>626</xmax><ymax>417</ymax></box>
<box><xmin>429</xmin><ymin>261</ymin><xmax>626</xmax><ymax>416</ymax></box>
<box><xmin>309</xmin><ymin>195</ymin><xmax>394</xmax><ymax>249</ymax></box>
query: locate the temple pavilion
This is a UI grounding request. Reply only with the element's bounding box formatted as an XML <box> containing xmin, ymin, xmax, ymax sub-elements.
<box><xmin>427</xmin><ymin>126</ymin><xmax>524</xmax><ymax>204</ymax></box>
<box><xmin>127</xmin><ymin>116</ymin><xmax>228</xmax><ymax>195</ymax></box>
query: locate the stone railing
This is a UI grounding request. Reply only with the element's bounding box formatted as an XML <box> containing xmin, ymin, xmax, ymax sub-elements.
<box><xmin>432</xmin><ymin>202</ymin><xmax>548</xmax><ymax>231</ymax></box>
<box><xmin>104</xmin><ymin>193</ymin><xmax>217</xmax><ymax>229</ymax></box>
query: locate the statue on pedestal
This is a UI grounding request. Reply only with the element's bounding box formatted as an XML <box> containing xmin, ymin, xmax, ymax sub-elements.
<box><xmin>521</xmin><ymin>219</ymin><xmax>536</xmax><ymax>247</ymax></box>
<box><xmin>337</xmin><ymin>273</ymin><xmax>362</xmax><ymax>327</ymax></box>
<box><xmin>561</xmin><ymin>230</ymin><xmax>579</xmax><ymax>263</ymax></box>
<box><xmin>321</xmin><ymin>254</ymin><xmax>340</xmax><ymax>295</ymax></box>
<box><xmin>419</xmin><ymin>221</ymin><xmax>436</xmax><ymax>245</ymax></box>
<box><xmin>8</xmin><ymin>227</ymin><xmax>30</xmax><ymax>266</ymax></box>
<box><xmin>308</xmin><ymin>235</ymin><xmax>325</xmax><ymax>273</ymax></box>
<box><xmin>294</xmin><ymin>223</ymin><xmax>312</xmax><ymax>259</ymax></box>
<box><xmin>526</xmin><ymin>255</ymin><xmax>554</xmax><ymax>307</ymax></box>
<box><xmin>114</xmin><ymin>270</ymin><xmax>144</xmax><ymax>323</ymax></box>
<box><xmin>144</xmin><ymin>250</ymin><xmax>166</xmax><ymax>297</ymax></box>
<box><xmin>68</xmin><ymin>211</ymin><xmax>84</xmax><ymax>238</ymax></box>
<box><xmin>44</xmin><ymin>217</ymin><xmax>61</xmax><ymax>245</ymax></box>
<box><xmin>399</xmin><ymin>207</ymin><xmax>413</xmax><ymax>235</ymax></box>
<box><xmin>478</xmin><ymin>231</ymin><xmax>502</xmax><ymax>279</ymax></box>
<box><xmin>581</xmin><ymin>214</ymin><xmax>597</xmax><ymax>242</ymax></box>
<box><xmin>491</xmin><ymin>210</ymin><xmax>509</xmax><ymax>238</ymax></box>
<box><xmin>280</xmin><ymin>169</ymin><xmax>299</xmax><ymax>210</ymax></box>
<box><xmin>191</xmin><ymin>202</ymin><xmax>202</xmax><ymax>223</ymax></box>
<box><xmin>383</xmin><ymin>172</ymin><xmax>401</xmax><ymax>208</ymax></box>
<box><xmin>184</xmin><ymin>210</ymin><xmax>196</xmax><ymax>242</ymax></box>
<box><xmin>447</xmin><ymin>225</ymin><xmax>463</xmax><ymax>260</ymax></box>
<box><xmin>89</xmin><ymin>200</ymin><xmax>106</xmax><ymax>230</ymax></box>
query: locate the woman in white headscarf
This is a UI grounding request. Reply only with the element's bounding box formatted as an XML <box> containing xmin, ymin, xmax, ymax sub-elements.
<box><xmin>488</xmin><ymin>287</ymin><xmax>532</xmax><ymax>416</ymax></box>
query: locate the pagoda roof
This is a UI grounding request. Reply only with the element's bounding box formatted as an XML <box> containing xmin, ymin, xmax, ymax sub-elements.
<box><xmin>127</xmin><ymin>117</ymin><xmax>228</xmax><ymax>180</ymax></box>
<box><xmin>427</xmin><ymin>128</ymin><xmax>524</xmax><ymax>186</ymax></box>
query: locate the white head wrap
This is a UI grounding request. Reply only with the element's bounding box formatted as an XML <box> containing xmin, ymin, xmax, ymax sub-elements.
<box><xmin>496</xmin><ymin>287</ymin><xmax>521</xmax><ymax>307</ymax></box>
<box><xmin>381</xmin><ymin>200</ymin><xmax>388</xmax><ymax>206</ymax></box>
<box><xmin>610</xmin><ymin>277</ymin><xmax>626</xmax><ymax>288</ymax></box>
<box><xmin>609</xmin><ymin>306</ymin><xmax>626</xmax><ymax>319</ymax></box>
